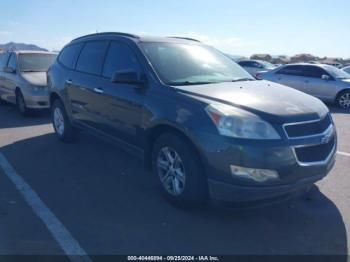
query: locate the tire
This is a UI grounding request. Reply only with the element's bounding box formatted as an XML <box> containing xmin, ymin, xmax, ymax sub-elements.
<box><xmin>152</xmin><ymin>133</ymin><xmax>208</xmax><ymax>207</ymax></box>
<box><xmin>336</xmin><ymin>90</ymin><xmax>350</xmax><ymax>109</ymax></box>
<box><xmin>16</xmin><ymin>90</ymin><xmax>30</xmax><ymax>116</ymax></box>
<box><xmin>51</xmin><ymin>99</ymin><xmax>78</xmax><ymax>142</ymax></box>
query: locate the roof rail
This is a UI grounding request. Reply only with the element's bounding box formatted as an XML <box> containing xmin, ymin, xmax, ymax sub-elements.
<box><xmin>72</xmin><ymin>32</ymin><xmax>140</xmax><ymax>42</ymax></box>
<box><xmin>167</xmin><ymin>36</ymin><xmax>201</xmax><ymax>42</ymax></box>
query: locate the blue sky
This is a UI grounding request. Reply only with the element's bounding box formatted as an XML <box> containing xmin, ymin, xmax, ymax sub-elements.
<box><xmin>0</xmin><ymin>0</ymin><xmax>349</xmax><ymax>57</ymax></box>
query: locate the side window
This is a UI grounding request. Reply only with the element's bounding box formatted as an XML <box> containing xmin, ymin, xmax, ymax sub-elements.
<box><xmin>102</xmin><ymin>42</ymin><xmax>142</xmax><ymax>79</ymax></box>
<box><xmin>245</xmin><ymin>61</ymin><xmax>254</xmax><ymax>67</ymax></box>
<box><xmin>277</xmin><ymin>66</ymin><xmax>303</xmax><ymax>76</ymax></box>
<box><xmin>59</xmin><ymin>43</ymin><xmax>83</xmax><ymax>69</ymax></box>
<box><xmin>253</xmin><ymin>62</ymin><xmax>262</xmax><ymax>68</ymax></box>
<box><xmin>0</xmin><ymin>53</ymin><xmax>10</xmax><ymax>71</ymax></box>
<box><xmin>7</xmin><ymin>53</ymin><xmax>17</xmax><ymax>70</ymax></box>
<box><xmin>302</xmin><ymin>66</ymin><xmax>329</xmax><ymax>79</ymax></box>
<box><xmin>76</xmin><ymin>41</ymin><xmax>109</xmax><ymax>75</ymax></box>
<box><xmin>238</xmin><ymin>61</ymin><xmax>249</xmax><ymax>67</ymax></box>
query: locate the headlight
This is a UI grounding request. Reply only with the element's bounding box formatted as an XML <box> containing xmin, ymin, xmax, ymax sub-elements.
<box><xmin>205</xmin><ymin>104</ymin><xmax>280</xmax><ymax>139</ymax></box>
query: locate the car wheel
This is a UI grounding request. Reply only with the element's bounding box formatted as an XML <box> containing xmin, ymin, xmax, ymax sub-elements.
<box><xmin>51</xmin><ymin>99</ymin><xmax>78</xmax><ymax>142</ymax></box>
<box><xmin>16</xmin><ymin>91</ymin><xmax>29</xmax><ymax>116</ymax></box>
<box><xmin>152</xmin><ymin>133</ymin><xmax>208</xmax><ymax>207</ymax></box>
<box><xmin>337</xmin><ymin>90</ymin><xmax>350</xmax><ymax>109</ymax></box>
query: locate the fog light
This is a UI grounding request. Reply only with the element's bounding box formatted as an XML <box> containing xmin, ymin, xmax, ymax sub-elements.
<box><xmin>230</xmin><ymin>165</ymin><xmax>279</xmax><ymax>182</ymax></box>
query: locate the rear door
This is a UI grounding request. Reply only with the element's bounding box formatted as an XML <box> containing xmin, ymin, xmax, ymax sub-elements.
<box><xmin>274</xmin><ymin>65</ymin><xmax>306</xmax><ymax>91</ymax></box>
<box><xmin>66</xmin><ymin>41</ymin><xmax>110</xmax><ymax>127</ymax></box>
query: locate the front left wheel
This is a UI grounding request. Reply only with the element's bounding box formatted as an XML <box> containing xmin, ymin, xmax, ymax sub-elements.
<box><xmin>152</xmin><ymin>133</ymin><xmax>208</xmax><ymax>207</ymax></box>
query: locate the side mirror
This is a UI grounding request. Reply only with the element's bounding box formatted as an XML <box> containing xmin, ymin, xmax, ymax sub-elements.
<box><xmin>4</xmin><ymin>66</ymin><xmax>15</xmax><ymax>74</ymax></box>
<box><xmin>321</xmin><ymin>74</ymin><xmax>331</xmax><ymax>81</ymax></box>
<box><xmin>111</xmin><ymin>69</ymin><xmax>145</xmax><ymax>86</ymax></box>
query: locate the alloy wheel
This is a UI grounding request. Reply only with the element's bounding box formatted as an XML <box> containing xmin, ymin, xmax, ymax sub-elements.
<box><xmin>53</xmin><ymin>107</ymin><xmax>65</xmax><ymax>136</ymax></box>
<box><xmin>157</xmin><ymin>147</ymin><xmax>186</xmax><ymax>196</ymax></box>
<box><xmin>339</xmin><ymin>92</ymin><xmax>350</xmax><ymax>109</ymax></box>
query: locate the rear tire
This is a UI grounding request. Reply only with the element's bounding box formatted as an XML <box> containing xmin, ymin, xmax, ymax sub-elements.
<box><xmin>152</xmin><ymin>133</ymin><xmax>208</xmax><ymax>207</ymax></box>
<box><xmin>51</xmin><ymin>99</ymin><xmax>78</xmax><ymax>142</ymax></box>
<box><xmin>16</xmin><ymin>90</ymin><xmax>30</xmax><ymax>116</ymax></box>
<box><xmin>336</xmin><ymin>90</ymin><xmax>350</xmax><ymax>109</ymax></box>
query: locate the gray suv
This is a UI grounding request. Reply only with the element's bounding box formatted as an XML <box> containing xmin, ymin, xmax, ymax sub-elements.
<box><xmin>258</xmin><ymin>64</ymin><xmax>350</xmax><ymax>109</ymax></box>
<box><xmin>48</xmin><ymin>33</ymin><xmax>336</xmax><ymax>206</ymax></box>
<box><xmin>0</xmin><ymin>51</ymin><xmax>57</xmax><ymax>115</ymax></box>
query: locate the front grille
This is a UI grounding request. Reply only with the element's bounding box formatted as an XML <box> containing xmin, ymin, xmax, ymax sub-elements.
<box><xmin>294</xmin><ymin>136</ymin><xmax>335</xmax><ymax>163</ymax></box>
<box><xmin>284</xmin><ymin>115</ymin><xmax>332</xmax><ymax>138</ymax></box>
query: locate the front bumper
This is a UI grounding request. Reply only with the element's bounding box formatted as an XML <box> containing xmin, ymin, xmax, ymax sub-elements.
<box><xmin>194</xmin><ymin>127</ymin><xmax>337</xmax><ymax>203</ymax></box>
<box><xmin>22</xmin><ymin>88</ymin><xmax>50</xmax><ymax>109</ymax></box>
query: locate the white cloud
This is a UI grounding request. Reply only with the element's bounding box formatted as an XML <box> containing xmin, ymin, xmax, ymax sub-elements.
<box><xmin>0</xmin><ymin>31</ymin><xmax>13</xmax><ymax>36</ymax></box>
<box><xmin>8</xmin><ymin>20</ymin><xmax>20</xmax><ymax>26</ymax></box>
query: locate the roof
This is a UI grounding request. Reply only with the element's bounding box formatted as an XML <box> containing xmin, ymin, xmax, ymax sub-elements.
<box><xmin>281</xmin><ymin>63</ymin><xmax>334</xmax><ymax>68</ymax></box>
<box><xmin>70</xmin><ymin>32</ymin><xmax>201</xmax><ymax>44</ymax></box>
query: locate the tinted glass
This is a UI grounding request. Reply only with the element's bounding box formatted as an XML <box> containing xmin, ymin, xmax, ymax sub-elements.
<box><xmin>19</xmin><ymin>53</ymin><xmax>57</xmax><ymax>72</ymax></box>
<box><xmin>277</xmin><ymin>65</ymin><xmax>303</xmax><ymax>76</ymax></box>
<box><xmin>103</xmin><ymin>42</ymin><xmax>141</xmax><ymax>78</ymax></box>
<box><xmin>0</xmin><ymin>53</ymin><xmax>10</xmax><ymax>71</ymax></box>
<box><xmin>302</xmin><ymin>65</ymin><xmax>328</xmax><ymax>78</ymax></box>
<box><xmin>141</xmin><ymin>43</ymin><xmax>253</xmax><ymax>85</ymax></box>
<box><xmin>323</xmin><ymin>65</ymin><xmax>350</xmax><ymax>79</ymax></box>
<box><xmin>7</xmin><ymin>53</ymin><xmax>17</xmax><ymax>70</ymax></box>
<box><xmin>59</xmin><ymin>43</ymin><xmax>83</xmax><ymax>69</ymax></box>
<box><xmin>238</xmin><ymin>61</ymin><xmax>250</xmax><ymax>67</ymax></box>
<box><xmin>76</xmin><ymin>41</ymin><xmax>109</xmax><ymax>75</ymax></box>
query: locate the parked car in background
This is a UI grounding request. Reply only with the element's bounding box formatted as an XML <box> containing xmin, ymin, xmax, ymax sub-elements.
<box><xmin>0</xmin><ymin>51</ymin><xmax>57</xmax><ymax>115</ymax></box>
<box><xmin>48</xmin><ymin>32</ymin><xmax>336</xmax><ymax>207</ymax></box>
<box><xmin>237</xmin><ymin>59</ymin><xmax>277</xmax><ymax>77</ymax></box>
<box><xmin>343</xmin><ymin>66</ymin><xmax>350</xmax><ymax>75</ymax></box>
<box><xmin>258</xmin><ymin>64</ymin><xmax>350</xmax><ymax>109</ymax></box>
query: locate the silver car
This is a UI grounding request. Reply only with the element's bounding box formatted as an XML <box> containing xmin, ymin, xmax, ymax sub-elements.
<box><xmin>237</xmin><ymin>59</ymin><xmax>277</xmax><ymax>77</ymax></box>
<box><xmin>0</xmin><ymin>51</ymin><xmax>57</xmax><ymax>115</ymax></box>
<box><xmin>259</xmin><ymin>63</ymin><xmax>350</xmax><ymax>109</ymax></box>
<box><xmin>343</xmin><ymin>66</ymin><xmax>350</xmax><ymax>74</ymax></box>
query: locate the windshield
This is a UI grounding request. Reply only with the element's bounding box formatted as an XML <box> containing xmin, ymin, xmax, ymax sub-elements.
<box><xmin>324</xmin><ymin>65</ymin><xmax>350</xmax><ymax>79</ymax></box>
<box><xmin>260</xmin><ymin>60</ymin><xmax>276</xmax><ymax>69</ymax></box>
<box><xmin>19</xmin><ymin>53</ymin><xmax>57</xmax><ymax>72</ymax></box>
<box><xmin>141</xmin><ymin>42</ymin><xmax>254</xmax><ymax>85</ymax></box>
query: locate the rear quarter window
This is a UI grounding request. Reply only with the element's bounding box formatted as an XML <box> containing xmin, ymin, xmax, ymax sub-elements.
<box><xmin>58</xmin><ymin>43</ymin><xmax>83</xmax><ymax>69</ymax></box>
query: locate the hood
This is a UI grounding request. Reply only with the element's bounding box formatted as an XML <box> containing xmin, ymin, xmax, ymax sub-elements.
<box><xmin>175</xmin><ymin>80</ymin><xmax>329</xmax><ymax>123</ymax></box>
<box><xmin>21</xmin><ymin>72</ymin><xmax>47</xmax><ymax>86</ymax></box>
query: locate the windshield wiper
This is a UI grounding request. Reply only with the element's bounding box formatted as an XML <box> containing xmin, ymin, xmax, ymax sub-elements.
<box><xmin>167</xmin><ymin>81</ymin><xmax>213</xmax><ymax>86</ymax></box>
<box><xmin>231</xmin><ymin>78</ymin><xmax>255</xmax><ymax>82</ymax></box>
<box><xmin>21</xmin><ymin>70</ymin><xmax>41</xmax><ymax>72</ymax></box>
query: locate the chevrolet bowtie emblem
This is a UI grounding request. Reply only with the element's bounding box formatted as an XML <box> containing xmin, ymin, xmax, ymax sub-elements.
<box><xmin>321</xmin><ymin>134</ymin><xmax>332</xmax><ymax>144</ymax></box>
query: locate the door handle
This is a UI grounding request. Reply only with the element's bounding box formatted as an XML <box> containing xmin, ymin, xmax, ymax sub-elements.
<box><xmin>66</xmin><ymin>79</ymin><xmax>73</xmax><ymax>84</ymax></box>
<box><xmin>93</xmin><ymin>87</ymin><xmax>104</xmax><ymax>94</ymax></box>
